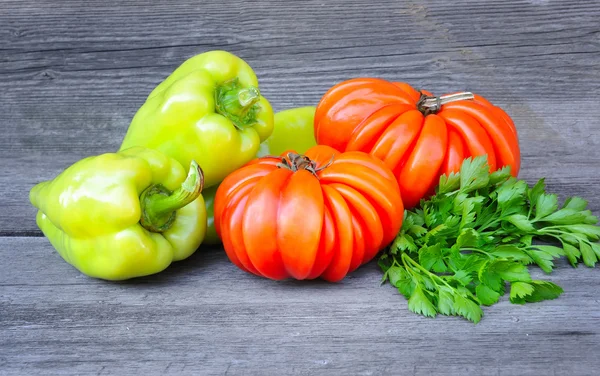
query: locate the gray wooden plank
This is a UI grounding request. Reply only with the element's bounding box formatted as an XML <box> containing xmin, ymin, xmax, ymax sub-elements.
<box><xmin>1</xmin><ymin>237</ymin><xmax>599</xmax><ymax>376</ymax></box>
<box><xmin>1</xmin><ymin>0</ymin><xmax>600</xmax><ymax>374</ymax></box>
<box><xmin>1</xmin><ymin>0</ymin><xmax>599</xmax><ymax>235</ymax></box>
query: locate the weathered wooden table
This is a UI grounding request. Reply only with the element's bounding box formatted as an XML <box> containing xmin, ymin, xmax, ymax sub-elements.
<box><xmin>1</xmin><ymin>1</ymin><xmax>599</xmax><ymax>375</ymax></box>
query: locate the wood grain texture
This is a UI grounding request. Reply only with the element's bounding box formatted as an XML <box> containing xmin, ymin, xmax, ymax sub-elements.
<box><xmin>0</xmin><ymin>0</ymin><xmax>599</xmax><ymax>375</ymax></box>
<box><xmin>1</xmin><ymin>0</ymin><xmax>599</xmax><ymax>235</ymax></box>
<box><xmin>1</xmin><ymin>237</ymin><xmax>599</xmax><ymax>376</ymax></box>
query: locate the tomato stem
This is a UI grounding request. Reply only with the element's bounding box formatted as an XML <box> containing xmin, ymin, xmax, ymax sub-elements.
<box><xmin>139</xmin><ymin>161</ymin><xmax>204</xmax><ymax>233</ymax></box>
<box><xmin>417</xmin><ymin>92</ymin><xmax>475</xmax><ymax>115</ymax></box>
<box><xmin>276</xmin><ymin>152</ymin><xmax>334</xmax><ymax>178</ymax></box>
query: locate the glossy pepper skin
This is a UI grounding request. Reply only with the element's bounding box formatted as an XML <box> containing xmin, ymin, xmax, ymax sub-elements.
<box><xmin>202</xmin><ymin>184</ymin><xmax>220</xmax><ymax>245</ymax></box>
<box><xmin>29</xmin><ymin>147</ymin><xmax>207</xmax><ymax>280</ymax></box>
<box><xmin>202</xmin><ymin>106</ymin><xmax>317</xmax><ymax>245</ymax></box>
<box><xmin>119</xmin><ymin>50</ymin><xmax>274</xmax><ymax>189</ymax></box>
<box><xmin>257</xmin><ymin>106</ymin><xmax>316</xmax><ymax>157</ymax></box>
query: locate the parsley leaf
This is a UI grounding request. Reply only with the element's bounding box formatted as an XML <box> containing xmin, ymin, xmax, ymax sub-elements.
<box><xmin>534</xmin><ymin>193</ymin><xmax>559</xmax><ymax>220</ymax></box>
<box><xmin>490</xmin><ymin>245</ymin><xmax>531</xmax><ymax>262</ymax></box>
<box><xmin>509</xmin><ymin>281</ymin><xmax>535</xmax><ymax>304</ymax></box>
<box><xmin>580</xmin><ymin>241</ymin><xmax>597</xmax><ymax>267</ymax></box>
<box><xmin>517</xmin><ymin>281</ymin><xmax>563</xmax><ymax>303</ymax></box>
<box><xmin>408</xmin><ymin>285</ymin><xmax>437</xmax><ymax>318</ymax></box>
<box><xmin>419</xmin><ymin>244</ymin><xmax>447</xmax><ymax>273</ymax></box>
<box><xmin>392</xmin><ymin>234</ymin><xmax>417</xmax><ymax>253</ymax></box>
<box><xmin>459</xmin><ymin>156</ymin><xmax>490</xmax><ymax>193</ymax></box>
<box><xmin>453</xmin><ymin>269</ymin><xmax>473</xmax><ymax>286</ymax></box>
<box><xmin>453</xmin><ymin>293</ymin><xmax>483</xmax><ymax>323</ymax></box>
<box><xmin>380</xmin><ymin>155</ymin><xmax>600</xmax><ymax>323</ymax></box>
<box><xmin>497</xmin><ymin>179</ymin><xmax>527</xmax><ymax>212</ymax></box>
<box><xmin>438</xmin><ymin>171</ymin><xmax>460</xmax><ymax>194</ymax></box>
<box><xmin>562</xmin><ymin>243</ymin><xmax>581</xmax><ymax>266</ymax></box>
<box><xmin>476</xmin><ymin>284</ymin><xmax>502</xmax><ymax>306</ymax></box>
<box><xmin>437</xmin><ymin>286</ymin><xmax>456</xmax><ymax>315</ymax></box>
<box><xmin>388</xmin><ymin>265</ymin><xmax>415</xmax><ymax>299</ymax></box>
<box><xmin>539</xmin><ymin>209</ymin><xmax>591</xmax><ymax>225</ymax></box>
<box><xmin>525</xmin><ymin>245</ymin><xmax>563</xmax><ymax>273</ymax></box>
<box><xmin>491</xmin><ymin>260</ymin><xmax>532</xmax><ymax>282</ymax></box>
<box><xmin>561</xmin><ymin>225</ymin><xmax>600</xmax><ymax>240</ymax></box>
<box><xmin>506</xmin><ymin>214</ymin><xmax>535</xmax><ymax>232</ymax></box>
<box><xmin>527</xmin><ymin>178</ymin><xmax>546</xmax><ymax>210</ymax></box>
<box><xmin>456</xmin><ymin>228</ymin><xmax>479</xmax><ymax>248</ymax></box>
<box><xmin>478</xmin><ymin>262</ymin><xmax>504</xmax><ymax>291</ymax></box>
<box><xmin>563</xmin><ymin>196</ymin><xmax>588</xmax><ymax>211</ymax></box>
<box><xmin>489</xmin><ymin>166</ymin><xmax>512</xmax><ymax>185</ymax></box>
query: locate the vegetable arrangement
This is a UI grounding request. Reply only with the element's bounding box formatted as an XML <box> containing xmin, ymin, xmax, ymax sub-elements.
<box><xmin>30</xmin><ymin>50</ymin><xmax>599</xmax><ymax>323</ymax></box>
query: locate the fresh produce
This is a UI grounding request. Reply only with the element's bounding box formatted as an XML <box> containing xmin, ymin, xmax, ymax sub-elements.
<box><xmin>120</xmin><ymin>50</ymin><xmax>274</xmax><ymax>188</ymax></box>
<box><xmin>27</xmin><ymin>45</ymin><xmax>598</xmax><ymax>323</ymax></box>
<box><xmin>213</xmin><ymin>145</ymin><xmax>404</xmax><ymax>282</ymax></box>
<box><xmin>203</xmin><ymin>106</ymin><xmax>318</xmax><ymax>245</ymax></box>
<box><xmin>379</xmin><ymin>155</ymin><xmax>600</xmax><ymax>323</ymax></box>
<box><xmin>29</xmin><ymin>147</ymin><xmax>207</xmax><ymax>280</ymax></box>
<box><xmin>201</xmin><ymin>184</ymin><xmax>221</xmax><ymax>245</ymax></box>
<box><xmin>314</xmin><ymin>78</ymin><xmax>520</xmax><ymax>208</ymax></box>
<box><xmin>257</xmin><ymin>106</ymin><xmax>316</xmax><ymax>157</ymax></box>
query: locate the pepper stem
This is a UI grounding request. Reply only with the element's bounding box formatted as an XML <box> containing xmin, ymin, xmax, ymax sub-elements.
<box><xmin>215</xmin><ymin>78</ymin><xmax>261</xmax><ymax>129</ymax></box>
<box><xmin>417</xmin><ymin>92</ymin><xmax>475</xmax><ymax>115</ymax></box>
<box><xmin>139</xmin><ymin>161</ymin><xmax>204</xmax><ymax>233</ymax></box>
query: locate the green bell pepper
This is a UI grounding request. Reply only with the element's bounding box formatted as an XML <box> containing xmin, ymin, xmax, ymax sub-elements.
<box><xmin>256</xmin><ymin>106</ymin><xmax>316</xmax><ymax>157</ymax></box>
<box><xmin>201</xmin><ymin>184</ymin><xmax>220</xmax><ymax>245</ymax></box>
<box><xmin>203</xmin><ymin>106</ymin><xmax>317</xmax><ymax>245</ymax></box>
<box><xmin>30</xmin><ymin>147</ymin><xmax>207</xmax><ymax>280</ymax></box>
<box><xmin>119</xmin><ymin>50</ymin><xmax>274</xmax><ymax>189</ymax></box>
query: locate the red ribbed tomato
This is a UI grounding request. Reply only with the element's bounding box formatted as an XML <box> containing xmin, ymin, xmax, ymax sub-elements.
<box><xmin>214</xmin><ymin>145</ymin><xmax>404</xmax><ymax>282</ymax></box>
<box><xmin>314</xmin><ymin>78</ymin><xmax>521</xmax><ymax>208</ymax></box>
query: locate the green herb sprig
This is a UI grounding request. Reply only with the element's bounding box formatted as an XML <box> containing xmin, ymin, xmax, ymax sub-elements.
<box><xmin>379</xmin><ymin>156</ymin><xmax>600</xmax><ymax>323</ymax></box>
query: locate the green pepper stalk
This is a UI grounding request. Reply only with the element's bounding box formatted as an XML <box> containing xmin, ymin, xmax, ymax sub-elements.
<box><xmin>215</xmin><ymin>79</ymin><xmax>261</xmax><ymax>129</ymax></box>
<box><xmin>140</xmin><ymin>161</ymin><xmax>204</xmax><ymax>233</ymax></box>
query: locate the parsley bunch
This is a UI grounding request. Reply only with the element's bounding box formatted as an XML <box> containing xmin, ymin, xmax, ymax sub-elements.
<box><xmin>379</xmin><ymin>156</ymin><xmax>600</xmax><ymax>323</ymax></box>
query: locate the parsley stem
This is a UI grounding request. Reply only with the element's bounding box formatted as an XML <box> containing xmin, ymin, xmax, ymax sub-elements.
<box><xmin>540</xmin><ymin>233</ymin><xmax>564</xmax><ymax>242</ymax></box>
<box><xmin>537</xmin><ymin>231</ymin><xmax>591</xmax><ymax>249</ymax></box>
<box><xmin>528</xmin><ymin>204</ymin><xmax>533</xmax><ymax>219</ymax></box>
<box><xmin>478</xmin><ymin>217</ymin><xmax>503</xmax><ymax>232</ymax></box>
<box><xmin>401</xmin><ymin>253</ymin><xmax>455</xmax><ymax>290</ymax></box>
<box><xmin>460</xmin><ymin>248</ymin><xmax>494</xmax><ymax>259</ymax></box>
<box><xmin>537</xmin><ymin>228</ymin><xmax>563</xmax><ymax>235</ymax></box>
<box><xmin>538</xmin><ymin>228</ymin><xmax>589</xmax><ymax>242</ymax></box>
<box><xmin>538</xmin><ymin>225</ymin><xmax>581</xmax><ymax>232</ymax></box>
